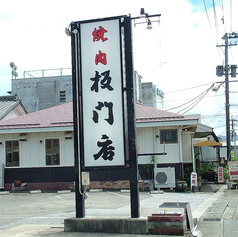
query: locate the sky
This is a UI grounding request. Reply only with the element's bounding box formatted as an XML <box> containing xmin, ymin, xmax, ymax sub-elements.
<box><xmin>0</xmin><ymin>0</ymin><xmax>238</xmax><ymax>136</ymax></box>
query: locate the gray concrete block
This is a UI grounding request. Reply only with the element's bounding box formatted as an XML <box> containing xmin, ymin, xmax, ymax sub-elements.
<box><xmin>64</xmin><ymin>217</ymin><xmax>147</xmax><ymax>234</ymax></box>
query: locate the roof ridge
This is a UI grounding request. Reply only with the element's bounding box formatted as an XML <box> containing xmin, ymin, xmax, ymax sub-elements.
<box><xmin>0</xmin><ymin>95</ymin><xmax>19</xmax><ymax>101</ymax></box>
<box><xmin>136</xmin><ymin>103</ymin><xmax>197</xmax><ymax>119</ymax></box>
<box><xmin>13</xmin><ymin>101</ymin><xmax>72</xmax><ymax>118</ymax></box>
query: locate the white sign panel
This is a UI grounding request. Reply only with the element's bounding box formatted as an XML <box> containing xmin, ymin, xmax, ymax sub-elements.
<box><xmin>190</xmin><ymin>171</ymin><xmax>197</xmax><ymax>188</ymax></box>
<box><xmin>218</xmin><ymin>166</ymin><xmax>224</xmax><ymax>183</ymax></box>
<box><xmin>80</xmin><ymin>18</ymin><xmax>125</xmax><ymax>168</ymax></box>
<box><xmin>228</xmin><ymin>161</ymin><xmax>238</xmax><ymax>181</ymax></box>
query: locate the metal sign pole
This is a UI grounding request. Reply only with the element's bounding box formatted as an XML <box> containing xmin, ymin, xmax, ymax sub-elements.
<box><xmin>71</xmin><ymin>23</ymin><xmax>85</xmax><ymax>218</ymax></box>
<box><xmin>124</xmin><ymin>16</ymin><xmax>140</xmax><ymax>218</ymax></box>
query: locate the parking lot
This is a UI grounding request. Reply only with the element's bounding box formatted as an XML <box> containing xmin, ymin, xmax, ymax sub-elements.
<box><xmin>0</xmin><ymin>189</ymin><xmax>219</xmax><ymax>236</ymax></box>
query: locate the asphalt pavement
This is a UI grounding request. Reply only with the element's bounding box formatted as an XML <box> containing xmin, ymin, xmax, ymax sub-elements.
<box><xmin>0</xmin><ymin>184</ymin><xmax>235</xmax><ymax>237</ymax></box>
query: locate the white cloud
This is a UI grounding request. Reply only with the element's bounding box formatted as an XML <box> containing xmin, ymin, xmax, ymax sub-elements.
<box><xmin>0</xmin><ymin>0</ymin><xmax>237</xmax><ymax>136</ymax></box>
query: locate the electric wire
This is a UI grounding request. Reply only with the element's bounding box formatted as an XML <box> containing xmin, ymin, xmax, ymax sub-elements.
<box><xmin>165</xmin><ymin>90</ymin><xmax>208</xmax><ymax>111</ymax></box>
<box><xmin>230</xmin><ymin>0</ymin><xmax>232</xmax><ymax>32</ymax></box>
<box><xmin>202</xmin><ymin>0</ymin><xmax>225</xmax><ymax>61</ymax></box>
<box><xmin>212</xmin><ymin>0</ymin><xmax>220</xmax><ymax>44</ymax></box>
<box><xmin>165</xmin><ymin>84</ymin><xmax>214</xmax><ymax>114</ymax></box>
<box><xmin>219</xmin><ymin>0</ymin><xmax>227</xmax><ymax>33</ymax></box>
<box><xmin>165</xmin><ymin>83</ymin><xmax>211</xmax><ymax>94</ymax></box>
<box><xmin>162</xmin><ymin>92</ymin><xmax>224</xmax><ymax>105</ymax></box>
<box><xmin>205</xmin><ymin>106</ymin><xmax>226</xmax><ymax>124</ymax></box>
<box><xmin>219</xmin><ymin>0</ymin><xmax>224</xmax><ymax>24</ymax></box>
<box><xmin>202</xmin><ymin>0</ymin><xmax>214</xmax><ymax>37</ymax></box>
<box><xmin>179</xmin><ymin>85</ymin><xmax>213</xmax><ymax>114</ymax></box>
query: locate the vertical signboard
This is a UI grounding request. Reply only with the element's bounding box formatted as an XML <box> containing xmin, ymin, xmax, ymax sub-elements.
<box><xmin>228</xmin><ymin>161</ymin><xmax>238</xmax><ymax>180</ymax></box>
<box><xmin>81</xmin><ymin>19</ymin><xmax>125</xmax><ymax>168</ymax></box>
<box><xmin>218</xmin><ymin>166</ymin><xmax>224</xmax><ymax>183</ymax></box>
<box><xmin>79</xmin><ymin>17</ymin><xmax>126</xmax><ymax>169</ymax></box>
<box><xmin>190</xmin><ymin>171</ymin><xmax>197</xmax><ymax>189</ymax></box>
<box><xmin>71</xmin><ymin>15</ymin><xmax>139</xmax><ymax>218</ymax></box>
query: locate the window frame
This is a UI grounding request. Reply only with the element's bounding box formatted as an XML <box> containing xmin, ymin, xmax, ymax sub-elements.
<box><xmin>5</xmin><ymin>140</ymin><xmax>20</xmax><ymax>167</ymax></box>
<box><xmin>45</xmin><ymin>138</ymin><xmax>60</xmax><ymax>166</ymax></box>
<box><xmin>160</xmin><ymin>129</ymin><xmax>178</xmax><ymax>144</ymax></box>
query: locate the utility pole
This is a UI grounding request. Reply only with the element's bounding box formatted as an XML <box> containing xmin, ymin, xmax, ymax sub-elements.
<box><xmin>216</xmin><ymin>32</ymin><xmax>238</xmax><ymax>161</ymax></box>
<box><xmin>231</xmin><ymin>117</ymin><xmax>237</xmax><ymax>157</ymax></box>
<box><xmin>224</xmin><ymin>33</ymin><xmax>231</xmax><ymax>161</ymax></box>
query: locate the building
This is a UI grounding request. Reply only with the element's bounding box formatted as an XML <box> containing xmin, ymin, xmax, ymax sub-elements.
<box><xmin>0</xmin><ymin>95</ymin><xmax>27</xmax><ymax>121</ymax></box>
<box><xmin>11</xmin><ymin>69</ymin><xmax>164</xmax><ymax>113</ymax></box>
<box><xmin>0</xmin><ymin>95</ymin><xmax>27</xmax><ymax>189</ymax></box>
<box><xmin>0</xmin><ymin>101</ymin><xmax>200</xmax><ymax>190</ymax></box>
<box><xmin>11</xmin><ymin>69</ymin><xmax>72</xmax><ymax>113</ymax></box>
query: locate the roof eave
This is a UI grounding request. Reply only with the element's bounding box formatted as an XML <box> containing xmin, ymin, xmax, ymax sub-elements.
<box><xmin>0</xmin><ymin>126</ymin><xmax>73</xmax><ymax>134</ymax></box>
<box><xmin>136</xmin><ymin>119</ymin><xmax>198</xmax><ymax>128</ymax></box>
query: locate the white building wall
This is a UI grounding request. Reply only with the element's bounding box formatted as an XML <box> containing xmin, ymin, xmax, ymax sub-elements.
<box><xmin>137</xmin><ymin>127</ymin><xmax>181</xmax><ymax>165</ymax></box>
<box><xmin>195</xmin><ymin>146</ymin><xmax>218</xmax><ymax>162</ymax></box>
<box><xmin>0</xmin><ymin>127</ymin><xmax>194</xmax><ymax>169</ymax></box>
<box><xmin>181</xmin><ymin>132</ymin><xmax>193</xmax><ymax>163</ymax></box>
<box><xmin>0</xmin><ymin>131</ymin><xmax>74</xmax><ymax>169</ymax></box>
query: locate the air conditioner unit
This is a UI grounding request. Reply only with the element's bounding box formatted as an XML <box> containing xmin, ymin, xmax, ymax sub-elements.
<box><xmin>154</xmin><ymin>167</ymin><xmax>176</xmax><ymax>190</ymax></box>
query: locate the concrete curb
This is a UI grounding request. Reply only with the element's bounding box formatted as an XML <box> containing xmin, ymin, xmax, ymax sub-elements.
<box><xmin>29</xmin><ymin>190</ymin><xmax>42</xmax><ymax>194</ymax></box>
<box><xmin>0</xmin><ymin>191</ymin><xmax>9</xmax><ymax>195</ymax></box>
<box><xmin>120</xmin><ymin>189</ymin><xmax>130</xmax><ymax>193</ymax></box>
<box><xmin>57</xmin><ymin>190</ymin><xmax>71</xmax><ymax>194</ymax></box>
<box><xmin>89</xmin><ymin>189</ymin><xmax>103</xmax><ymax>192</ymax></box>
<box><xmin>150</xmin><ymin>190</ymin><xmax>164</xmax><ymax>194</ymax></box>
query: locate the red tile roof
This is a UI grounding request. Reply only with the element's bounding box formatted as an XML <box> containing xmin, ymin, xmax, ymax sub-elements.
<box><xmin>0</xmin><ymin>102</ymin><xmax>197</xmax><ymax>130</ymax></box>
<box><xmin>0</xmin><ymin>102</ymin><xmax>73</xmax><ymax>129</ymax></box>
<box><xmin>136</xmin><ymin>103</ymin><xmax>196</xmax><ymax>123</ymax></box>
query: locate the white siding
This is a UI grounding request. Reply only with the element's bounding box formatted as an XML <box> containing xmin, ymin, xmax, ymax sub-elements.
<box><xmin>181</xmin><ymin>132</ymin><xmax>193</xmax><ymax>163</ymax></box>
<box><xmin>137</xmin><ymin>127</ymin><xmax>181</xmax><ymax>164</ymax></box>
<box><xmin>0</xmin><ymin>131</ymin><xmax>74</xmax><ymax>169</ymax></box>
<box><xmin>195</xmin><ymin>146</ymin><xmax>218</xmax><ymax>162</ymax></box>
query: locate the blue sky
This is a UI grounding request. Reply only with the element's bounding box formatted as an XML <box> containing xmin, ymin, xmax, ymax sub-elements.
<box><xmin>0</xmin><ymin>0</ymin><xmax>237</xmax><ymax>136</ymax></box>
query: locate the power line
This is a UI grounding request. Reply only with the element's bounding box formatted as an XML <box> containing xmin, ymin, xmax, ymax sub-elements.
<box><xmin>165</xmin><ymin>84</ymin><xmax>214</xmax><ymax>114</ymax></box>
<box><xmin>230</xmin><ymin>0</ymin><xmax>232</xmax><ymax>32</ymax></box>
<box><xmin>163</xmin><ymin>92</ymin><xmax>224</xmax><ymax>105</ymax></box>
<box><xmin>205</xmin><ymin>106</ymin><xmax>225</xmax><ymax>124</ymax></box>
<box><xmin>212</xmin><ymin>0</ymin><xmax>220</xmax><ymax>43</ymax></box>
<box><xmin>203</xmin><ymin>0</ymin><xmax>214</xmax><ymax>37</ymax></box>
<box><xmin>180</xmin><ymin>85</ymin><xmax>213</xmax><ymax>114</ymax></box>
<box><xmin>165</xmin><ymin>83</ymin><xmax>211</xmax><ymax>94</ymax></box>
<box><xmin>165</xmin><ymin>89</ymin><xmax>209</xmax><ymax>111</ymax></box>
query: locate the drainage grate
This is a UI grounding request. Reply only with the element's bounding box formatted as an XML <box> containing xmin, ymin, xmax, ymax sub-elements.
<box><xmin>203</xmin><ymin>218</ymin><xmax>221</xmax><ymax>221</ymax></box>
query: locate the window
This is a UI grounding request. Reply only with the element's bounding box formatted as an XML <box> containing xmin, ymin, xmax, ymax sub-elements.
<box><xmin>160</xmin><ymin>129</ymin><xmax>178</xmax><ymax>144</ymax></box>
<box><xmin>45</xmin><ymin>139</ymin><xmax>60</xmax><ymax>165</ymax></box>
<box><xmin>6</xmin><ymin>140</ymin><xmax>19</xmax><ymax>166</ymax></box>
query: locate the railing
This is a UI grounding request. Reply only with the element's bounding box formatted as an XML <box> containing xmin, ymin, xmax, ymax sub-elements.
<box><xmin>23</xmin><ymin>68</ymin><xmax>71</xmax><ymax>78</ymax></box>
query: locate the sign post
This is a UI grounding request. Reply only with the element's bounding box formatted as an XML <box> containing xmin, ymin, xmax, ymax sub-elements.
<box><xmin>218</xmin><ymin>166</ymin><xmax>224</xmax><ymax>183</ymax></box>
<box><xmin>228</xmin><ymin>161</ymin><xmax>238</xmax><ymax>181</ymax></box>
<box><xmin>190</xmin><ymin>172</ymin><xmax>197</xmax><ymax>192</ymax></box>
<box><xmin>124</xmin><ymin>16</ymin><xmax>140</xmax><ymax>218</ymax></box>
<box><xmin>70</xmin><ymin>15</ymin><xmax>139</xmax><ymax>218</ymax></box>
